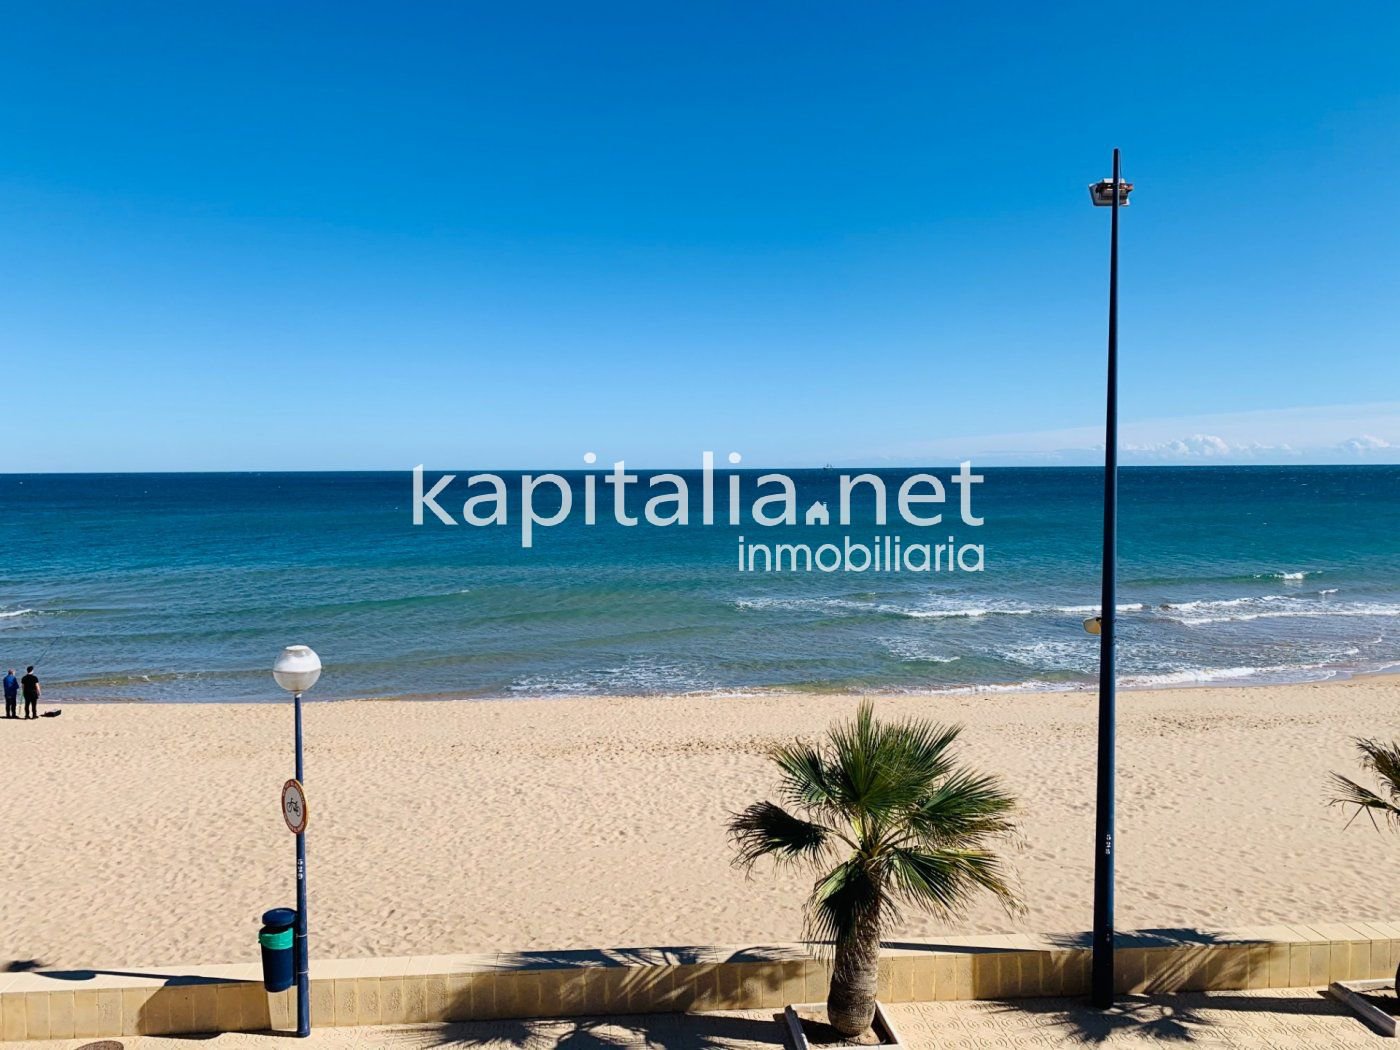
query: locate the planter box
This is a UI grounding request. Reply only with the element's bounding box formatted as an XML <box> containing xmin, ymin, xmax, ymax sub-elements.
<box><xmin>1328</xmin><ymin>978</ymin><xmax>1397</xmax><ymax>1038</ymax></box>
<box><xmin>783</xmin><ymin>1001</ymin><xmax>905</xmax><ymax>1050</ymax></box>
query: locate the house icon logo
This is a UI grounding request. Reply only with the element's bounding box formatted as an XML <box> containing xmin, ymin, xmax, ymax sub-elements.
<box><xmin>805</xmin><ymin>501</ymin><xmax>830</xmax><ymax>526</ymax></box>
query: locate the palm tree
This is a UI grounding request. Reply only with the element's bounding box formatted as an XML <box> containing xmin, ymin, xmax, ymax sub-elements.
<box><xmin>728</xmin><ymin>701</ymin><xmax>1021</xmax><ymax>1037</ymax></box>
<box><xmin>1329</xmin><ymin>738</ymin><xmax>1400</xmax><ymax>989</ymax></box>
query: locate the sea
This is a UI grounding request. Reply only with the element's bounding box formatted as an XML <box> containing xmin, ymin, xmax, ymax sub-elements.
<box><xmin>1</xmin><ymin>466</ymin><xmax>1397</xmax><ymax>703</ymax></box>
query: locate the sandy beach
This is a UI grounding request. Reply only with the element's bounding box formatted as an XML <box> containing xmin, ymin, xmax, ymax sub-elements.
<box><xmin>2</xmin><ymin>677</ymin><xmax>1396</xmax><ymax>972</ymax></box>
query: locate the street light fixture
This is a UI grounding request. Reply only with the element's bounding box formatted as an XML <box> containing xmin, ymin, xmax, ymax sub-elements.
<box><xmin>1087</xmin><ymin>149</ymin><xmax>1129</xmax><ymax>1009</ymax></box>
<box><xmin>273</xmin><ymin>644</ymin><xmax>321</xmax><ymax>1037</ymax></box>
<box><xmin>1089</xmin><ymin>178</ymin><xmax>1133</xmax><ymax>208</ymax></box>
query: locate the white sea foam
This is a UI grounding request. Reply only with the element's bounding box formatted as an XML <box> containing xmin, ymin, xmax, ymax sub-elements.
<box><xmin>509</xmin><ymin>656</ymin><xmax>723</xmax><ymax>696</ymax></box>
<box><xmin>919</xmin><ymin>679</ymin><xmax>1086</xmax><ymax>697</ymax></box>
<box><xmin>736</xmin><ymin>597</ymin><xmax>1164</xmax><ymax>620</ymax></box>
<box><xmin>1161</xmin><ymin>595</ymin><xmax>1293</xmax><ymax>611</ymax></box>
<box><xmin>1121</xmin><ymin>666</ymin><xmax>1268</xmax><ymax>687</ymax></box>
<box><xmin>881</xmin><ymin>637</ymin><xmax>961</xmax><ymax>663</ymax></box>
<box><xmin>732</xmin><ymin>596</ymin><xmax>871</xmax><ymax>614</ymax></box>
<box><xmin>902</xmin><ymin>606</ymin><xmax>1000</xmax><ymax>619</ymax></box>
<box><xmin>0</xmin><ymin>608</ymin><xmax>36</xmax><ymax>619</ymax></box>
<box><xmin>1164</xmin><ymin>600</ymin><xmax>1400</xmax><ymax>626</ymax></box>
<box><xmin>734</xmin><ymin>595</ymin><xmax>1038</xmax><ymax>619</ymax></box>
<box><xmin>1000</xmin><ymin>639</ymin><xmax>1098</xmax><ymax>673</ymax></box>
<box><xmin>1122</xmin><ymin>658</ymin><xmax>1351</xmax><ymax>688</ymax></box>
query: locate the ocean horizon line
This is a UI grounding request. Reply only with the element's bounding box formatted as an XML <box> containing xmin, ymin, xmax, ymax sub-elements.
<box><xmin>4</xmin><ymin>462</ymin><xmax>1399</xmax><ymax>477</ymax></box>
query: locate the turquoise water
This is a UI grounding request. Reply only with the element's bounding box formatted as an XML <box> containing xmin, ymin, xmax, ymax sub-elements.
<box><xmin>1</xmin><ymin>467</ymin><xmax>1397</xmax><ymax>702</ymax></box>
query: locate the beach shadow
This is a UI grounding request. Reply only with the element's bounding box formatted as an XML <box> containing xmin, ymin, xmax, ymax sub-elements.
<box><xmin>988</xmin><ymin>993</ymin><xmax>1215</xmax><ymax>1044</ymax></box>
<box><xmin>496</xmin><ymin>945</ymin><xmax>812</xmax><ymax>968</ymax></box>
<box><xmin>3</xmin><ymin>959</ymin><xmax>45</xmax><ymax>972</ymax></box>
<box><xmin>882</xmin><ymin>940</ymin><xmax>1030</xmax><ymax>955</ymax></box>
<box><xmin>37</xmin><ymin>968</ymin><xmax>228</xmax><ymax>985</ymax></box>
<box><xmin>431</xmin><ymin>947</ymin><xmax>793</xmax><ymax>1049</ymax></box>
<box><xmin>425</xmin><ymin>1012</ymin><xmax>785</xmax><ymax>1050</ymax></box>
<box><xmin>989</xmin><ymin>989</ymin><xmax>1345</xmax><ymax>1045</ymax></box>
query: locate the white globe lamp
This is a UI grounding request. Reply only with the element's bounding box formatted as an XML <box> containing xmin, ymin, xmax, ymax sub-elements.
<box><xmin>273</xmin><ymin>645</ymin><xmax>322</xmax><ymax>695</ymax></box>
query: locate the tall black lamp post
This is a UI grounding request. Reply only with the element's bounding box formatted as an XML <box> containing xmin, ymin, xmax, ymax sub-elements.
<box><xmin>273</xmin><ymin>644</ymin><xmax>322</xmax><ymax>1037</ymax></box>
<box><xmin>1086</xmin><ymin>150</ymin><xmax>1132</xmax><ymax>1009</ymax></box>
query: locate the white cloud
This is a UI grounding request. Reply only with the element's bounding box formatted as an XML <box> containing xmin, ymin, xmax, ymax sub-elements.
<box><xmin>1122</xmin><ymin>434</ymin><xmax>1298</xmax><ymax>462</ymax></box>
<box><xmin>1126</xmin><ymin>434</ymin><xmax>1230</xmax><ymax>458</ymax></box>
<box><xmin>856</xmin><ymin>401</ymin><xmax>1400</xmax><ymax>466</ymax></box>
<box><xmin>1338</xmin><ymin>434</ymin><xmax>1394</xmax><ymax>453</ymax></box>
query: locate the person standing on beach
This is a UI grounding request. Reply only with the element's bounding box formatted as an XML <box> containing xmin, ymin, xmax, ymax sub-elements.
<box><xmin>20</xmin><ymin>666</ymin><xmax>39</xmax><ymax>719</ymax></box>
<box><xmin>2</xmin><ymin>669</ymin><xmax>17</xmax><ymax>718</ymax></box>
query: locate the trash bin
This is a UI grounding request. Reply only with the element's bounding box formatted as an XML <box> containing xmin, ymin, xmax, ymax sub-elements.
<box><xmin>259</xmin><ymin>908</ymin><xmax>297</xmax><ymax>992</ymax></box>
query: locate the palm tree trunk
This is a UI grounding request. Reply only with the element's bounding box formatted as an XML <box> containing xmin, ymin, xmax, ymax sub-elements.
<box><xmin>826</xmin><ymin>910</ymin><xmax>882</xmax><ymax>1037</ymax></box>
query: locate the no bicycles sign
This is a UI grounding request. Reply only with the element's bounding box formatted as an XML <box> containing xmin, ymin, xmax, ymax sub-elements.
<box><xmin>282</xmin><ymin>778</ymin><xmax>308</xmax><ymax>835</ymax></box>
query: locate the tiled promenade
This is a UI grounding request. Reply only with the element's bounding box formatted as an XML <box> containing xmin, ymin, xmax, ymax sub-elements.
<box><xmin>1</xmin><ymin>990</ymin><xmax>1390</xmax><ymax>1050</ymax></box>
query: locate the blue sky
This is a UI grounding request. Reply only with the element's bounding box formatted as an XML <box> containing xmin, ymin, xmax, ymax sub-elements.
<box><xmin>2</xmin><ymin>2</ymin><xmax>1397</xmax><ymax>470</ymax></box>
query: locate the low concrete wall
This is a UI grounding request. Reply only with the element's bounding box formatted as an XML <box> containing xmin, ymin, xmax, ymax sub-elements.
<box><xmin>2</xmin><ymin>921</ymin><xmax>1397</xmax><ymax>1040</ymax></box>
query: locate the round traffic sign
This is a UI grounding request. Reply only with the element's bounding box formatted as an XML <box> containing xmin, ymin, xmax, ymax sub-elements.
<box><xmin>282</xmin><ymin>778</ymin><xmax>308</xmax><ymax>835</ymax></box>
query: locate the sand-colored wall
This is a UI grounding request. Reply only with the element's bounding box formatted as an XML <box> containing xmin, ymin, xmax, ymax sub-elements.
<box><xmin>3</xmin><ymin>922</ymin><xmax>1398</xmax><ymax>1041</ymax></box>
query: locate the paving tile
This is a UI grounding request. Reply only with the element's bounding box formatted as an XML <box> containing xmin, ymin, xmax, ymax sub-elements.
<box><xmin>443</xmin><ymin>973</ymin><xmax>474</xmax><ymax>1021</ymax></box>
<box><xmin>493</xmin><ymin>970</ymin><xmax>544</xmax><ymax>1019</ymax></box>
<box><xmin>123</xmin><ymin>986</ymin><xmax>159</xmax><ymax>1035</ymax></box>
<box><xmin>1288</xmin><ymin>942</ymin><xmax>1311</xmax><ymax>987</ymax></box>
<box><xmin>1266</xmin><ymin>941</ymin><xmax>1292</xmax><ymax>988</ymax></box>
<box><xmin>803</xmin><ymin>959</ymin><xmax>833</xmax><ymax>1006</ymax></box>
<box><xmin>242</xmin><ymin>983</ymin><xmax>272</xmax><ymax>1031</ymax></box>
<box><xmin>952</xmin><ymin>954</ymin><xmax>973</xmax><ymax>999</ymax></box>
<box><xmin>402</xmin><ymin>975</ymin><xmax>427</xmax><ymax>1022</ymax></box>
<box><xmin>623</xmin><ymin>965</ymin><xmax>674</xmax><ymax>1013</ymax></box>
<box><xmin>354</xmin><ymin>977</ymin><xmax>382</xmax><ymax>1026</ymax></box>
<box><xmin>94</xmin><ymin>987</ymin><xmax>123</xmax><ymax>1036</ymax></box>
<box><xmin>908</xmin><ymin>953</ymin><xmax>937</xmax><ymax>1001</ymax></box>
<box><xmin>333</xmin><ymin>977</ymin><xmax>358</xmax><ymax>1026</ymax></box>
<box><xmin>72</xmin><ymin>989</ymin><xmax>100</xmax><ymax>1038</ymax></box>
<box><xmin>266</xmin><ymin>987</ymin><xmax>294</xmax><ymax>1032</ymax></box>
<box><xmin>876</xmin><ymin>957</ymin><xmax>895</xmax><ymax>1003</ymax></box>
<box><xmin>423</xmin><ymin>974</ymin><xmax>449</xmax><ymax>1022</ymax></box>
<box><xmin>378</xmin><ymin>975</ymin><xmax>406</xmax><ymax>1024</ymax></box>
<box><xmin>1113</xmin><ymin>948</ymin><xmax>1146</xmax><ymax>994</ymax></box>
<box><xmin>24</xmin><ymin>992</ymin><xmax>51</xmax><ymax>1040</ymax></box>
<box><xmin>174</xmin><ymin>984</ymin><xmax>203</xmax><ymax>1033</ymax></box>
<box><xmin>44</xmin><ymin>990</ymin><xmax>75</xmax><ymax>1039</ymax></box>
<box><xmin>0</xmin><ymin>995</ymin><xmax>24</xmax><ymax>1042</ymax></box>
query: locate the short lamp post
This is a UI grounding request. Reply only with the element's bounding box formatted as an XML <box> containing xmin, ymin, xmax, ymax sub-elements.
<box><xmin>273</xmin><ymin>644</ymin><xmax>321</xmax><ymax>1037</ymax></box>
<box><xmin>1086</xmin><ymin>150</ymin><xmax>1132</xmax><ymax>1010</ymax></box>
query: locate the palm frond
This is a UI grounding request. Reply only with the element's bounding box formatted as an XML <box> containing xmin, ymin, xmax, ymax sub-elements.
<box><xmin>728</xmin><ymin>801</ymin><xmax>833</xmax><ymax>870</ymax></box>
<box><xmin>1329</xmin><ymin>773</ymin><xmax>1400</xmax><ymax>829</ymax></box>
<box><xmin>905</xmin><ymin>768</ymin><xmax>1017</xmax><ymax>846</ymax></box>
<box><xmin>825</xmin><ymin>703</ymin><xmax>963</xmax><ymax>830</ymax></box>
<box><xmin>1329</xmin><ymin>738</ymin><xmax>1400</xmax><ymax>832</ymax></box>
<box><xmin>887</xmin><ymin>845</ymin><xmax>1021</xmax><ymax>919</ymax></box>
<box><xmin>886</xmin><ymin>717</ymin><xmax>962</xmax><ymax>783</ymax></box>
<box><xmin>1355</xmin><ymin>739</ymin><xmax>1400</xmax><ymax>804</ymax></box>
<box><xmin>770</xmin><ymin>741</ymin><xmax>841</xmax><ymax>813</ymax></box>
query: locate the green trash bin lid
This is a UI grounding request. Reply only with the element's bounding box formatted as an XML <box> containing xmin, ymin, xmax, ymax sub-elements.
<box><xmin>259</xmin><ymin>927</ymin><xmax>294</xmax><ymax>950</ymax></box>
